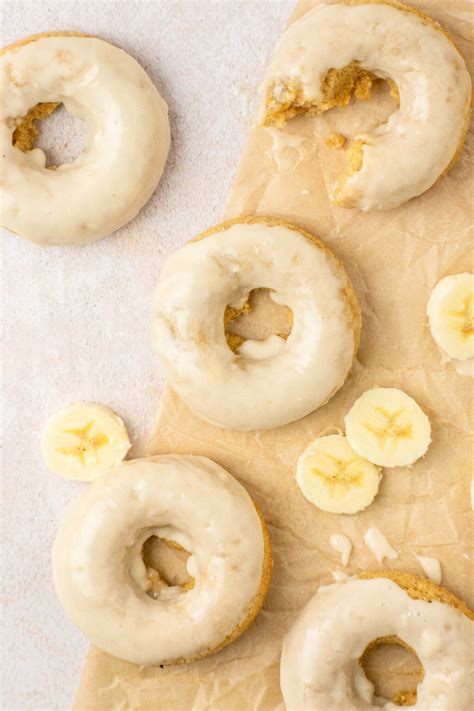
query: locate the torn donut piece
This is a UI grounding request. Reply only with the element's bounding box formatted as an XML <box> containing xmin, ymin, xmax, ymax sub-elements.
<box><xmin>261</xmin><ymin>1</ymin><xmax>471</xmax><ymax>211</ymax></box>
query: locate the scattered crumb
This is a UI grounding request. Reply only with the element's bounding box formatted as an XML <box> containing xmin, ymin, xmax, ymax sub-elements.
<box><xmin>393</xmin><ymin>690</ymin><xmax>418</xmax><ymax>707</ymax></box>
<box><xmin>354</xmin><ymin>73</ymin><xmax>373</xmax><ymax>101</ymax></box>
<box><xmin>325</xmin><ymin>133</ymin><xmax>346</xmax><ymax>149</ymax></box>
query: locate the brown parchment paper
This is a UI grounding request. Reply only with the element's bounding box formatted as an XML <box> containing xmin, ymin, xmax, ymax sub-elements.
<box><xmin>75</xmin><ymin>1</ymin><xmax>473</xmax><ymax>708</ymax></box>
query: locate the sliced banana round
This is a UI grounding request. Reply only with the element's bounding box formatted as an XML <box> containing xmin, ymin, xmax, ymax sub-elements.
<box><xmin>296</xmin><ymin>434</ymin><xmax>382</xmax><ymax>515</ymax></box>
<box><xmin>427</xmin><ymin>273</ymin><xmax>474</xmax><ymax>361</ymax></box>
<box><xmin>42</xmin><ymin>403</ymin><xmax>131</xmax><ymax>481</ymax></box>
<box><xmin>345</xmin><ymin>388</ymin><xmax>431</xmax><ymax>468</ymax></box>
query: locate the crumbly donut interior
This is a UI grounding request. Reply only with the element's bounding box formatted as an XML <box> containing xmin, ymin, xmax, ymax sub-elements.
<box><xmin>224</xmin><ymin>288</ymin><xmax>293</xmax><ymax>354</ymax></box>
<box><xmin>142</xmin><ymin>536</ymin><xmax>195</xmax><ymax>598</ymax></box>
<box><xmin>263</xmin><ymin>63</ymin><xmax>400</xmax><ymax>197</ymax></box>
<box><xmin>12</xmin><ymin>101</ymin><xmax>60</xmax><ymax>152</ymax></box>
<box><xmin>325</xmin><ymin>132</ymin><xmax>346</xmax><ymax>149</ymax></box>
<box><xmin>224</xmin><ymin>300</ymin><xmax>251</xmax><ymax>352</ymax></box>
<box><xmin>264</xmin><ymin>62</ymin><xmax>375</xmax><ymax>128</ymax></box>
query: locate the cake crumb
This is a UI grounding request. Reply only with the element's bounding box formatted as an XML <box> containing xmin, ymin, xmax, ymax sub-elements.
<box><xmin>325</xmin><ymin>133</ymin><xmax>346</xmax><ymax>149</ymax></box>
<box><xmin>354</xmin><ymin>73</ymin><xmax>373</xmax><ymax>100</ymax></box>
<box><xmin>12</xmin><ymin>102</ymin><xmax>59</xmax><ymax>152</ymax></box>
<box><xmin>388</xmin><ymin>79</ymin><xmax>400</xmax><ymax>103</ymax></box>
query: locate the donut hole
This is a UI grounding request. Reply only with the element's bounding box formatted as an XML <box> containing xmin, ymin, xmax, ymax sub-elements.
<box><xmin>224</xmin><ymin>288</ymin><xmax>293</xmax><ymax>355</ymax></box>
<box><xmin>12</xmin><ymin>102</ymin><xmax>86</xmax><ymax>168</ymax></box>
<box><xmin>264</xmin><ymin>65</ymin><xmax>399</xmax><ymax>197</ymax></box>
<box><xmin>359</xmin><ymin>636</ymin><xmax>424</xmax><ymax>706</ymax></box>
<box><xmin>141</xmin><ymin>536</ymin><xmax>194</xmax><ymax>599</ymax></box>
<box><xmin>265</xmin><ymin>63</ymin><xmax>376</xmax><ymax>126</ymax></box>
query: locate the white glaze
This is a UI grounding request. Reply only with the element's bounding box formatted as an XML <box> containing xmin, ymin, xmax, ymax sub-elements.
<box><xmin>266</xmin><ymin>127</ymin><xmax>315</xmax><ymax>172</ymax></box>
<box><xmin>0</xmin><ymin>35</ymin><xmax>170</xmax><ymax>245</ymax></box>
<box><xmin>363</xmin><ymin>526</ymin><xmax>398</xmax><ymax>564</ymax></box>
<box><xmin>280</xmin><ymin>577</ymin><xmax>474</xmax><ymax>710</ymax></box>
<box><xmin>52</xmin><ymin>455</ymin><xmax>266</xmax><ymax>665</ymax></box>
<box><xmin>152</xmin><ymin>221</ymin><xmax>358</xmax><ymax>431</ymax></box>
<box><xmin>330</xmin><ymin>533</ymin><xmax>352</xmax><ymax>566</ymax></box>
<box><xmin>238</xmin><ymin>334</ymin><xmax>286</xmax><ymax>360</ymax></box>
<box><xmin>262</xmin><ymin>2</ymin><xmax>471</xmax><ymax>210</ymax></box>
<box><xmin>414</xmin><ymin>553</ymin><xmax>442</xmax><ymax>585</ymax></box>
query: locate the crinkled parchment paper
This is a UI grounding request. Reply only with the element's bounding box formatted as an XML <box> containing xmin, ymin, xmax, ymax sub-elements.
<box><xmin>75</xmin><ymin>1</ymin><xmax>473</xmax><ymax>708</ymax></box>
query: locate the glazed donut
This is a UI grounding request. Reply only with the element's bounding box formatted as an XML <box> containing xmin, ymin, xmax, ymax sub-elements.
<box><xmin>52</xmin><ymin>455</ymin><xmax>271</xmax><ymax>665</ymax></box>
<box><xmin>152</xmin><ymin>217</ymin><xmax>360</xmax><ymax>431</ymax></box>
<box><xmin>0</xmin><ymin>33</ymin><xmax>170</xmax><ymax>246</ymax></box>
<box><xmin>262</xmin><ymin>1</ymin><xmax>472</xmax><ymax>211</ymax></box>
<box><xmin>280</xmin><ymin>572</ymin><xmax>474</xmax><ymax>710</ymax></box>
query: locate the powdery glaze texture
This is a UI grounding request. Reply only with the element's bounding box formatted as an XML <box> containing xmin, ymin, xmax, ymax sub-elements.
<box><xmin>75</xmin><ymin>0</ymin><xmax>472</xmax><ymax>708</ymax></box>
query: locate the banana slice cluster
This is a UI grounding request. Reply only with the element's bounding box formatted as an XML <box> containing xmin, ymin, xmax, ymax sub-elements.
<box><xmin>42</xmin><ymin>403</ymin><xmax>131</xmax><ymax>481</ymax></box>
<box><xmin>296</xmin><ymin>387</ymin><xmax>431</xmax><ymax>514</ymax></box>
<box><xmin>427</xmin><ymin>273</ymin><xmax>473</xmax><ymax>362</ymax></box>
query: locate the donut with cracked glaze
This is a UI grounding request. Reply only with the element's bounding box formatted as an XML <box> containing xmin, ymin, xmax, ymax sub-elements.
<box><xmin>262</xmin><ymin>0</ymin><xmax>472</xmax><ymax>211</ymax></box>
<box><xmin>52</xmin><ymin>455</ymin><xmax>271</xmax><ymax>665</ymax></box>
<box><xmin>0</xmin><ymin>32</ymin><xmax>170</xmax><ymax>246</ymax></box>
<box><xmin>152</xmin><ymin>217</ymin><xmax>361</xmax><ymax>431</ymax></box>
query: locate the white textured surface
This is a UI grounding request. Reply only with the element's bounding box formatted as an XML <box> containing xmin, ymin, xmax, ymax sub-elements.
<box><xmin>1</xmin><ymin>2</ymin><xmax>292</xmax><ymax>709</ymax></box>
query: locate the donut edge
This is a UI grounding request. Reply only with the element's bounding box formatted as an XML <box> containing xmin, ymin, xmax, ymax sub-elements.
<box><xmin>157</xmin><ymin>498</ymin><xmax>273</xmax><ymax>666</ymax></box>
<box><xmin>192</xmin><ymin>213</ymin><xmax>362</xmax><ymax>377</ymax></box>
<box><xmin>359</xmin><ymin>569</ymin><xmax>474</xmax><ymax>620</ymax></box>
<box><xmin>358</xmin><ymin>570</ymin><xmax>473</xmax><ymax>704</ymax></box>
<box><xmin>0</xmin><ymin>30</ymin><xmax>92</xmax><ymax>57</ymax></box>
<box><xmin>1</xmin><ymin>30</ymin><xmax>171</xmax><ymax>247</ymax></box>
<box><xmin>264</xmin><ymin>0</ymin><xmax>471</xmax><ymax>199</ymax></box>
<box><xmin>0</xmin><ymin>32</ymin><xmax>93</xmax><ymax>240</ymax></box>
<box><xmin>339</xmin><ymin>0</ymin><xmax>472</xmax><ymax>186</ymax></box>
<box><xmin>0</xmin><ymin>30</ymin><xmax>93</xmax><ymax>154</ymax></box>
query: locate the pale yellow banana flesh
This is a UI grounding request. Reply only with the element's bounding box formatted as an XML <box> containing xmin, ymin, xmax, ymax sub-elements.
<box><xmin>427</xmin><ymin>273</ymin><xmax>474</xmax><ymax>361</ymax></box>
<box><xmin>42</xmin><ymin>403</ymin><xmax>131</xmax><ymax>481</ymax></box>
<box><xmin>345</xmin><ymin>387</ymin><xmax>431</xmax><ymax>468</ymax></box>
<box><xmin>296</xmin><ymin>434</ymin><xmax>382</xmax><ymax>515</ymax></box>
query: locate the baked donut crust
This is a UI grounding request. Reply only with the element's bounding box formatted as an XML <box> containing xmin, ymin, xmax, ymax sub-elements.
<box><xmin>359</xmin><ymin>570</ymin><xmax>474</xmax><ymax>620</ymax></box>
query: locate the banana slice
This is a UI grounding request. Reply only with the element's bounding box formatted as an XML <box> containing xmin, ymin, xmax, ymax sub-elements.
<box><xmin>42</xmin><ymin>403</ymin><xmax>131</xmax><ymax>481</ymax></box>
<box><xmin>296</xmin><ymin>434</ymin><xmax>382</xmax><ymax>514</ymax></box>
<box><xmin>345</xmin><ymin>388</ymin><xmax>431</xmax><ymax>468</ymax></box>
<box><xmin>427</xmin><ymin>273</ymin><xmax>474</xmax><ymax>361</ymax></box>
